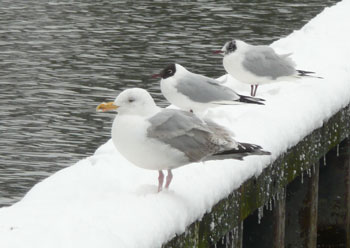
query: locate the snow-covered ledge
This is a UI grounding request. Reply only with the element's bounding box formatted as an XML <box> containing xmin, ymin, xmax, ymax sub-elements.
<box><xmin>1</xmin><ymin>1</ymin><xmax>350</xmax><ymax>248</ymax></box>
<box><xmin>164</xmin><ymin>105</ymin><xmax>350</xmax><ymax>247</ymax></box>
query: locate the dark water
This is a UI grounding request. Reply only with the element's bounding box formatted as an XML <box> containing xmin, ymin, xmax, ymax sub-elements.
<box><xmin>0</xmin><ymin>0</ymin><xmax>339</xmax><ymax>207</ymax></box>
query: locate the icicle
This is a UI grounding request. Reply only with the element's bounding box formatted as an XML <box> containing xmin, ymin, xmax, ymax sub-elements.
<box><xmin>231</xmin><ymin>232</ymin><xmax>235</xmax><ymax>248</ymax></box>
<box><xmin>323</xmin><ymin>155</ymin><xmax>326</xmax><ymax>166</ymax></box>
<box><xmin>281</xmin><ymin>188</ymin><xmax>285</xmax><ymax>201</ymax></box>
<box><xmin>230</xmin><ymin>223</ymin><xmax>243</xmax><ymax>247</ymax></box>
<box><xmin>257</xmin><ymin>206</ymin><xmax>264</xmax><ymax>224</ymax></box>
<box><xmin>337</xmin><ymin>144</ymin><xmax>340</xmax><ymax>157</ymax></box>
<box><xmin>210</xmin><ymin>222</ymin><xmax>215</xmax><ymax>231</ymax></box>
<box><xmin>301</xmin><ymin>171</ymin><xmax>304</xmax><ymax>184</ymax></box>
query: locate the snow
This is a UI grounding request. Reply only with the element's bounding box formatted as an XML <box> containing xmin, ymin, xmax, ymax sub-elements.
<box><xmin>1</xmin><ymin>1</ymin><xmax>350</xmax><ymax>247</ymax></box>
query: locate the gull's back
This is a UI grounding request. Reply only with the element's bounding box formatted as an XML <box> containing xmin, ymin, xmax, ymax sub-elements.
<box><xmin>242</xmin><ymin>45</ymin><xmax>297</xmax><ymax>80</ymax></box>
<box><xmin>175</xmin><ymin>72</ymin><xmax>240</xmax><ymax>103</ymax></box>
<box><xmin>147</xmin><ymin>109</ymin><xmax>237</xmax><ymax>163</ymax></box>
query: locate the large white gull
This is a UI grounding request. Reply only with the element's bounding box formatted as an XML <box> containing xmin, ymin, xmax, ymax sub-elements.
<box><xmin>96</xmin><ymin>88</ymin><xmax>270</xmax><ymax>192</ymax></box>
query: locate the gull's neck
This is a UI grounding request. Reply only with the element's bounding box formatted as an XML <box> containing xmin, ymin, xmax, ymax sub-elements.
<box><xmin>118</xmin><ymin>105</ymin><xmax>161</xmax><ymax>119</ymax></box>
<box><xmin>144</xmin><ymin>105</ymin><xmax>162</xmax><ymax>118</ymax></box>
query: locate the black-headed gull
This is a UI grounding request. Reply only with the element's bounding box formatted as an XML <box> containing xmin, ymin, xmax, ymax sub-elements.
<box><xmin>153</xmin><ymin>63</ymin><xmax>265</xmax><ymax>112</ymax></box>
<box><xmin>215</xmin><ymin>39</ymin><xmax>320</xmax><ymax>96</ymax></box>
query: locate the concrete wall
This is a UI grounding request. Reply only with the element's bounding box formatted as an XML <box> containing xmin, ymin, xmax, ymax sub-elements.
<box><xmin>164</xmin><ymin>104</ymin><xmax>350</xmax><ymax>248</ymax></box>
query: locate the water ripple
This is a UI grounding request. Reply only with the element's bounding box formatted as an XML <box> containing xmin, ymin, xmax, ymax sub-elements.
<box><xmin>0</xmin><ymin>0</ymin><xmax>339</xmax><ymax>206</ymax></box>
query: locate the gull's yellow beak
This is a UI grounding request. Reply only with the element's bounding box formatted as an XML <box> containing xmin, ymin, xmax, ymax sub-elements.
<box><xmin>96</xmin><ymin>102</ymin><xmax>119</xmax><ymax>112</ymax></box>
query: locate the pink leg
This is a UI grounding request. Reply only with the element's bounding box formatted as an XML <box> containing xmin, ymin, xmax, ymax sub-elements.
<box><xmin>253</xmin><ymin>84</ymin><xmax>258</xmax><ymax>96</ymax></box>
<box><xmin>250</xmin><ymin>85</ymin><xmax>254</xmax><ymax>96</ymax></box>
<box><xmin>165</xmin><ymin>170</ymin><xmax>173</xmax><ymax>189</ymax></box>
<box><xmin>158</xmin><ymin>170</ymin><xmax>164</xmax><ymax>192</ymax></box>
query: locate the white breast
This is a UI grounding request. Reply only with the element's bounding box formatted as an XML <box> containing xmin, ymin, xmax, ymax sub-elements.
<box><xmin>223</xmin><ymin>52</ymin><xmax>271</xmax><ymax>85</ymax></box>
<box><xmin>160</xmin><ymin>77</ymin><xmax>194</xmax><ymax>111</ymax></box>
<box><xmin>112</xmin><ymin>115</ymin><xmax>189</xmax><ymax>170</ymax></box>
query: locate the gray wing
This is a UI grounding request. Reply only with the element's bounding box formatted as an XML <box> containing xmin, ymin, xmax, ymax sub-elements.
<box><xmin>147</xmin><ymin>109</ymin><xmax>236</xmax><ymax>162</ymax></box>
<box><xmin>242</xmin><ymin>46</ymin><xmax>296</xmax><ymax>79</ymax></box>
<box><xmin>175</xmin><ymin>73</ymin><xmax>240</xmax><ymax>103</ymax></box>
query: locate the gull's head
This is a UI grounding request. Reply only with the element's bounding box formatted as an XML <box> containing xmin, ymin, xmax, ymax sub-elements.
<box><xmin>214</xmin><ymin>40</ymin><xmax>248</xmax><ymax>56</ymax></box>
<box><xmin>96</xmin><ymin>88</ymin><xmax>158</xmax><ymax>116</ymax></box>
<box><xmin>152</xmin><ymin>63</ymin><xmax>176</xmax><ymax>80</ymax></box>
<box><xmin>221</xmin><ymin>40</ymin><xmax>238</xmax><ymax>55</ymax></box>
<box><xmin>152</xmin><ymin>63</ymin><xmax>189</xmax><ymax>80</ymax></box>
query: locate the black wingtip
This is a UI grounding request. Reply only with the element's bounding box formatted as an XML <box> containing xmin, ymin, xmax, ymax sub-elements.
<box><xmin>297</xmin><ymin>69</ymin><xmax>315</xmax><ymax>75</ymax></box>
<box><xmin>238</xmin><ymin>95</ymin><xmax>266</xmax><ymax>105</ymax></box>
<box><xmin>297</xmin><ymin>69</ymin><xmax>323</xmax><ymax>79</ymax></box>
<box><xmin>213</xmin><ymin>142</ymin><xmax>271</xmax><ymax>160</ymax></box>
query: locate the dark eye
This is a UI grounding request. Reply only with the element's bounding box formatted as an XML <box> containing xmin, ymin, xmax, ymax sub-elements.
<box><xmin>128</xmin><ymin>98</ymin><xmax>135</xmax><ymax>103</ymax></box>
<box><xmin>167</xmin><ymin>69</ymin><xmax>173</xmax><ymax>74</ymax></box>
<box><xmin>228</xmin><ymin>41</ymin><xmax>236</xmax><ymax>51</ymax></box>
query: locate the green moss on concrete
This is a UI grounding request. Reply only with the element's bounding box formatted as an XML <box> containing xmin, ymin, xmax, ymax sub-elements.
<box><xmin>163</xmin><ymin>105</ymin><xmax>350</xmax><ymax>248</ymax></box>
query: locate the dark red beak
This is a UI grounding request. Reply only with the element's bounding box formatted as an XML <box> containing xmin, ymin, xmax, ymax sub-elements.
<box><xmin>213</xmin><ymin>50</ymin><xmax>223</xmax><ymax>54</ymax></box>
<box><xmin>152</xmin><ymin>73</ymin><xmax>161</xmax><ymax>79</ymax></box>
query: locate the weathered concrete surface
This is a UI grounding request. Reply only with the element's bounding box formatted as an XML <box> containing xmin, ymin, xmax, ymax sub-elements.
<box><xmin>241</xmin><ymin>190</ymin><xmax>285</xmax><ymax>248</ymax></box>
<box><xmin>317</xmin><ymin>139</ymin><xmax>350</xmax><ymax>247</ymax></box>
<box><xmin>284</xmin><ymin>162</ymin><xmax>319</xmax><ymax>247</ymax></box>
<box><xmin>273</xmin><ymin>190</ymin><xmax>286</xmax><ymax>248</ymax></box>
<box><xmin>163</xmin><ymin>105</ymin><xmax>350</xmax><ymax>248</ymax></box>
